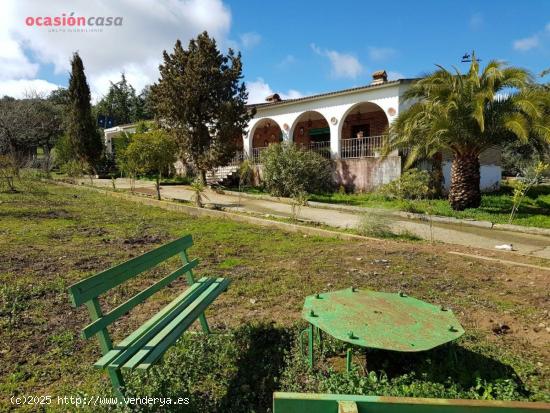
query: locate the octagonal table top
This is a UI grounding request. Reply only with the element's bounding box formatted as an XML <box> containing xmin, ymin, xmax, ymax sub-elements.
<box><xmin>302</xmin><ymin>288</ymin><xmax>464</xmax><ymax>352</ymax></box>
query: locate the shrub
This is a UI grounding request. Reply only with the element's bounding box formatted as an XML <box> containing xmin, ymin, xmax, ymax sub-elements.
<box><xmin>357</xmin><ymin>213</ymin><xmax>394</xmax><ymax>238</ymax></box>
<box><xmin>239</xmin><ymin>159</ymin><xmax>254</xmax><ymax>188</ymax></box>
<box><xmin>111</xmin><ymin>132</ymin><xmax>132</xmax><ymax>164</ymax></box>
<box><xmin>261</xmin><ymin>143</ymin><xmax>333</xmax><ymax>197</ymax></box>
<box><xmin>120</xmin><ymin>130</ymin><xmax>178</xmax><ymax>199</ymax></box>
<box><xmin>51</xmin><ymin>134</ymin><xmax>75</xmax><ymax>168</ymax></box>
<box><xmin>60</xmin><ymin>159</ymin><xmax>89</xmax><ymax>179</ymax></box>
<box><xmin>379</xmin><ymin>168</ymin><xmax>431</xmax><ymax>200</ymax></box>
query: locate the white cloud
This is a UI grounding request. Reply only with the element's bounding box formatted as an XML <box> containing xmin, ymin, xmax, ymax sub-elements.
<box><xmin>512</xmin><ymin>22</ymin><xmax>550</xmax><ymax>52</ymax></box>
<box><xmin>1</xmin><ymin>0</ymin><xmax>232</xmax><ymax>100</ymax></box>
<box><xmin>513</xmin><ymin>35</ymin><xmax>540</xmax><ymax>51</ymax></box>
<box><xmin>239</xmin><ymin>32</ymin><xmax>261</xmax><ymax>49</ymax></box>
<box><xmin>246</xmin><ymin>78</ymin><xmax>303</xmax><ymax>104</ymax></box>
<box><xmin>0</xmin><ymin>79</ymin><xmax>60</xmax><ymax>98</ymax></box>
<box><xmin>368</xmin><ymin>46</ymin><xmax>396</xmax><ymax>61</ymax></box>
<box><xmin>311</xmin><ymin>43</ymin><xmax>363</xmax><ymax>79</ymax></box>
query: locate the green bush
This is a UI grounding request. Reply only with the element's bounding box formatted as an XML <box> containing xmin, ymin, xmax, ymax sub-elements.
<box><xmin>379</xmin><ymin>168</ymin><xmax>431</xmax><ymax>200</ymax></box>
<box><xmin>119</xmin><ymin>129</ymin><xmax>178</xmax><ymax>199</ymax></box>
<box><xmin>261</xmin><ymin>143</ymin><xmax>333</xmax><ymax>197</ymax></box>
<box><xmin>60</xmin><ymin>159</ymin><xmax>89</xmax><ymax>179</ymax></box>
<box><xmin>51</xmin><ymin>134</ymin><xmax>75</xmax><ymax>168</ymax></box>
<box><xmin>111</xmin><ymin>132</ymin><xmax>132</xmax><ymax>159</ymax></box>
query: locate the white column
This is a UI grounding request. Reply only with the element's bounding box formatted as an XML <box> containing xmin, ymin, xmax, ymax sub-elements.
<box><xmin>282</xmin><ymin>128</ymin><xmax>290</xmax><ymax>143</ymax></box>
<box><xmin>329</xmin><ymin>122</ymin><xmax>340</xmax><ymax>159</ymax></box>
<box><xmin>243</xmin><ymin>132</ymin><xmax>252</xmax><ymax>158</ymax></box>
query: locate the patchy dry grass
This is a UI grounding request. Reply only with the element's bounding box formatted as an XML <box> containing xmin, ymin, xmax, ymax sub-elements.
<box><xmin>0</xmin><ymin>182</ymin><xmax>548</xmax><ymax>411</ymax></box>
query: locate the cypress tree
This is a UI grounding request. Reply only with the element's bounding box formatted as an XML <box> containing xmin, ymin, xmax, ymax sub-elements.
<box><xmin>67</xmin><ymin>52</ymin><xmax>103</xmax><ymax>167</ymax></box>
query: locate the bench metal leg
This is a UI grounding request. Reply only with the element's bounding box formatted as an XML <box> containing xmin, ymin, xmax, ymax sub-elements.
<box><xmin>180</xmin><ymin>250</ymin><xmax>211</xmax><ymax>334</ymax></box>
<box><xmin>346</xmin><ymin>348</ymin><xmax>352</xmax><ymax>372</ymax></box>
<box><xmin>198</xmin><ymin>314</ymin><xmax>210</xmax><ymax>334</ymax></box>
<box><xmin>107</xmin><ymin>368</ymin><xmax>125</xmax><ymax>401</ymax></box>
<box><xmin>85</xmin><ymin>299</ymin><xmax>126</xmax><ymax>401</ymax></box>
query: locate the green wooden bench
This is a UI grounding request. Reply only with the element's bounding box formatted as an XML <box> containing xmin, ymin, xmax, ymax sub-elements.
<box><xmin>68</xmin><ymin>234</ymin><xmax>229</xmax><ymax>398</ymax></box>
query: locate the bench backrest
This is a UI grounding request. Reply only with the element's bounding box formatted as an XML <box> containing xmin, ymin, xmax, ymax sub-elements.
<box><xmin>67</xmin><ymin>235</ymin><xmax>198</xmax><ymax>343</ymax></box>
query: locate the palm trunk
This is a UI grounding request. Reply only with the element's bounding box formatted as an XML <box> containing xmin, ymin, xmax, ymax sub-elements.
<box><xmin>448</xmin><ymin>152</ymin><xmax>481</xmax><ymax>210</ymax></box>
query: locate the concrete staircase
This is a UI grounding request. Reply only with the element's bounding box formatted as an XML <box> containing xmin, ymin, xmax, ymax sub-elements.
<box><xmin>206</xmin><ymin>165</ymin><xmax>239</xmax><ymax>186</ymax></box>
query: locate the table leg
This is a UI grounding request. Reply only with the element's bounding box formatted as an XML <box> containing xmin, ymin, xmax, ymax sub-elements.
<box><xmin>308</xmin><ymin>323</ymin><xmax>314</xmax><ymax>369</ymax></box>
<box><xmin>346</xmin><ymin>348</ymin><xmax>352</xmax><ymax>372</ymax></box>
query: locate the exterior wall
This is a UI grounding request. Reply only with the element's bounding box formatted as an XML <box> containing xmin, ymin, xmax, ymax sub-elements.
<box><xmin>334</xmin><ymin>156</ymin><xmax>401</xmax><ymax>192</ymax></box>
<box><xmin>249</xmin><ymin>157</ymin><xmax>401</xmax><ymax>192</ymax></box>
<box><xmin>442</xmin><ymin>147</ymin><xmax>502</xmax><ymax>192</ymax></box>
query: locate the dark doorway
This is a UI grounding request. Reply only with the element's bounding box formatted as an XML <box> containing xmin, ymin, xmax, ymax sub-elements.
<box><xmin>351</xmin><ymin>124</ymin><xmax>371</xmax><ymax>138</ymax></box>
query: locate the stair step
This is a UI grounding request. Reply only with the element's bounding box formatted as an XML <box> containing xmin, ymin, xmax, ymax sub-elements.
<box><xmin>206</xmin><ymin>165</ymin><xmax>239</xmax><ymax>185</ymax></box>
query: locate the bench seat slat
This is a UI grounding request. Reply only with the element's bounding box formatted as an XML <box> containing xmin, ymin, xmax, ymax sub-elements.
<box><xmin>123</xmin><ymin>278</ymin><xmax>229</xmax><ymax>371</ymax></box>
<box><xmin>68</xmin><ymin>235</ymin><xmax>193</xmax><ymax>307</ymax></box>
<box><xmin>94</xmin><ymin>277</ymin><xmax>213</xmax><ymax>369</ymax></box>
<box><xmin>82</xmin><ymin>259</ymin><xmax>199</xmax><ymax>339</ymax></box>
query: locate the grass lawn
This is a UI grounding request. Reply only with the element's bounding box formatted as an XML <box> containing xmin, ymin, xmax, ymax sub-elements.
<box><xmin>308</xmin><ymin>184</ymin><xmax>550</xmax><ymax>229</ymax></box>
<box><xmin>1</xmin><ymin>181</ymin><xmax>549</xmax><ymax>411</ymax></box>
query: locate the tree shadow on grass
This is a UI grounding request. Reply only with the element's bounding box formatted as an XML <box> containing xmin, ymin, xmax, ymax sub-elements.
<box><xmin>123</xmin><ymin>324</ymin><xmax>529</xmax><ymax>412</ymax></box>
<box><xmin>122</xmin><ymin>323</ymin><xmax>293</xmax><ymax>413</ymax></box>
<box><xmin>218</xmin><ymin>323</ymin><xmax>294</xmax><ymax>413</ymax></box>
<box><xmin>362</xmin><ymin>343</ymin><xmax>528</xmax><ymax>396</ymax></box>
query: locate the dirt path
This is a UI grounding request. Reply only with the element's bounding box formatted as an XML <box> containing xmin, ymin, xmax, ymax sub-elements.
<box><xmin>85</xmin><ymin>179</ymin><xmax>550</xmax><ymax>260</ymax></box>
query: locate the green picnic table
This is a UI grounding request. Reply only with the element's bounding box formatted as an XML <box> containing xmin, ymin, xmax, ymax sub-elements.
<box><xmin>301</xmin><ymin>288</ymin><xmax>464</xmax><ymax>371</ymax></box>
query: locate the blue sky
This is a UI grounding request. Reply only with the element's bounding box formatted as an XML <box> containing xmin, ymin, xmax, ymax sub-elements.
<box><xmin>1</xmin><ymin>0</ymin><xmax>549</xmax><ymax>102</ymax></box>
<box><xmin>229</xmin><ymin>0</ymin><xmax>550</xmax><ymax>98</ymax></box>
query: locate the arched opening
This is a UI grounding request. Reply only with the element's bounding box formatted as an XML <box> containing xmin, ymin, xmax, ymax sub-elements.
<box><xmin>290</xmin><ymin>111</ymin><xmax>331</xmax><ymax>158</ymax></box>
<box><xmin>250</xmin><ymin>118</ymin><xmax>283</xmax><ymax>162</ymax></box>
<box><xmin>339</xmin><ymin>102</ymin><xmax>389</xmax><ymax>158</ymax></box>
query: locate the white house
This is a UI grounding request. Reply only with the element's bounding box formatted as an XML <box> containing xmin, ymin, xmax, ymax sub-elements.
<box><xmin>102</xmin><ymin>71</ymin><xmax>502</xmax><ymax>191</ymax></box>
<box><xmin>103</xmin><ymin>123</ymin><xmax>137</xmax><ymax>154</ymax></box>
<box><xmin>243</xmin><ymin>71</ymin><xmax>501</xmax><ymax>192</ymax></box>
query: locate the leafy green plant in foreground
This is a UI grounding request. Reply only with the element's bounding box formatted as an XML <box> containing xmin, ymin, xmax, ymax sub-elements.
<box><xmin>509</xmin><ymin>162</ymin><xmax>549</xmax><ymax>223</ymax></box>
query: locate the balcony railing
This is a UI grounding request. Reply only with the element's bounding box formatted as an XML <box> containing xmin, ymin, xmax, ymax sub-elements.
<box><xmin>306</xmin><ymin>141</ymin><xmax>331</xmax><ymax>159</ymax></box>
<box><xmin>246</xmin><ymin>136</ymin><xmax>387</xmax><ymax>164</ymax></box>
<box><xmin>251</xmin><ymin>147</ymin><xmax>267</xmax><ymax>163</ymax></box>
<box><xmin>340</xmin><ymin>135</ymin><xmax>387</xmax><ymax>159</ymax></box>
<box><xmin>228</xmin><ymin>150</ymin><xmax>244</xmax><ymax>166</ymax></box>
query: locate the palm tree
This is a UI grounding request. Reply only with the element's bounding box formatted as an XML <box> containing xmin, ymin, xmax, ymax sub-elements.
<box><xmin>388</xmin><ymin>56</ymin><xmax>550</xmax><ymax>210</ymax></box>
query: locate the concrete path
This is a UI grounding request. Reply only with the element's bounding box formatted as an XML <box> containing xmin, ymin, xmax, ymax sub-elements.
<box><xmin>83</xmin><ymin>178</ymin><xmax>550</xmax><ymax>259</ymax></box>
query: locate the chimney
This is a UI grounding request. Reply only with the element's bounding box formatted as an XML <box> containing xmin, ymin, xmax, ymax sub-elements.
<box><xmin>265</xmin><ymin>93</ymin><xmax>281</xmax><ymax>102</ymax></box>
<box><xmin>371</xmin><ymin>70</ymin><xmax>388</xmax><ymax>85</ymax></box>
